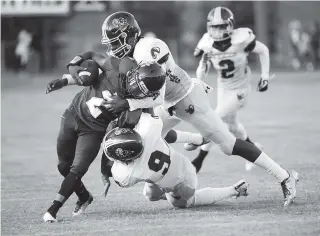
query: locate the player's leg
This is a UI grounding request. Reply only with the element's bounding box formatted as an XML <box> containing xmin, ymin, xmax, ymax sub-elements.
<box><xmin>153</xmin><ymin>105</ymin><xmax>182</xmax><ymax>138</ymax></box>
<box><xmin>44</xmin><ymin>117</ymin><xmax>105</xmax><ymax>221</ymax></box>
<box><xmin>173</xmin><ymin>83</ymin><xmax>298</xmax><ymax>206</ymax></box>
<box><xmin>43</xmin><ymin>109</ymin><xmax>90</xmax><ymax>222</ymax></box>
<box><xmin>69</xmin><ymin>127</ymin><xmax>105</xmax><ymax>216</ymax></box>
<box><xmin>165</xmin><ymin>154</ymin><xmax>249</xmax><ymax>208</ymax></box>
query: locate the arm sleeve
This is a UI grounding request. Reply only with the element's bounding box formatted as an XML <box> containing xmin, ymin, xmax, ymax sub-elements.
<box><xmin>126</xmin><ymin>81</ymin><xmax>166</xmax><ymax>111</ymax></box>
<box><xmin>251</xmin><ymin>40</ymin><xmax>270</xmax><ymax>79</ymax></box>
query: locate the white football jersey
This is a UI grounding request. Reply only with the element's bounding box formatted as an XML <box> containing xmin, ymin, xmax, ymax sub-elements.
<box><xmin>133</xmin><ymin>37</ymin><xmax>194</xmax><ymax>108</ymax></box>
<box><xmin>197</xmin><ymin>28</ymin><xmax>256</xmax><ymax>89</ymax></box>
<box><xmin>111</xmin><ymin>113</ymin><xmax>186</xmax><ymax>190</ymax></box>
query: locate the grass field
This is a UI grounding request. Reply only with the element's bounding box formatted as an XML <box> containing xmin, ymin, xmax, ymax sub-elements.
<box><xmin>1</xmin><ymin>71</ymin><xmax>320</xmax><ymax>236</ymax></box>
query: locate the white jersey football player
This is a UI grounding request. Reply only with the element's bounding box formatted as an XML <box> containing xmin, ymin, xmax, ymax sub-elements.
<box><xmin>177</xmin><ymin>6</ymin><xmax>271</xmax><ymax>172</ymax></box>
<box><xmin>67</xmin><ymin>11</ymin><xmax>299</xmax><ymax>207</ymax></box>
<box><xmin>101</xmin><ymin>111</ymin><xmax>249</xmax><ymax>209</ymax></box>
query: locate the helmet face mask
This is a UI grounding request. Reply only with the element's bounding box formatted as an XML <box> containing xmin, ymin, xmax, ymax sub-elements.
<box><xmin>207</xmin><ymin>22</ymin><xmax>233</xmax><ymax>41</ymax></box>
<box><xmin>207</xmin><ymin>7</ymin><xmax>234</xmax><ymax>41</ymax></box>
<box><xmin>101</xmin><ymin>12</ymin><xmax>141</xmax><ymax>59</ymax></box>
<box><xmin>120</xmin><ymin>62</ymin><xmax>166</xmax><ymax>99</ymax></box>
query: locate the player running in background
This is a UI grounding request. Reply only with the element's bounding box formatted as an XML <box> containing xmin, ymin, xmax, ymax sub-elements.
<box><xmin>174</xmin><ymin>6</ymin><xmax>271</xmax><ymax>172</ymax></box>
<box><xmin>67</xmin><ymin>11</ymin><xmax>299</xmax><ymax>207</ymax></box>
<box><xmin>43</xmin><ymin>59</ymin><xmax>165</xmax><ymax>222</ymax></box>
<box><xmin>100</xmin><ymin>109</ymin><xmax>249</xmax><ymax>209</ymax></box>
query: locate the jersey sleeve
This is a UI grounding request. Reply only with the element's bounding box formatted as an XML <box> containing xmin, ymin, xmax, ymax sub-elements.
<box><xmin>231</xmin><ymin>28</ymin><xmax>256</xmax><ymax>52</ymax></box>
<box><xmin>111</xmin><ymin>162</ymin><xmax>141</xmax><ymax>187</ymax></box>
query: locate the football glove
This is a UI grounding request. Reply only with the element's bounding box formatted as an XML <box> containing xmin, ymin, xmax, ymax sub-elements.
<box><xmin>45</xmin><ymin>78</ymin><xmax>68</xmax><ymax>94</ymax></box>
<box><xmin>257</xmin><ymin>74</ymin><xmax>275</xmax><ymax>92</ymax></box>
<box><xmin>67</xmin><ymin>55</ymin><xmax>87</xmax><ymax>85</ymax></box>
<box><xmin>257</xmin><ymin>78</ymin><xmax>268</xmax><ymax>92</ymax></box>
<box><xmin>101</xmin><ymin>95</ymin><xmax>130</xmax><ymax>114</ymax></box>
<box><xmin>68</xmin><ymin>65</ymin><xmax>87</xmax><ymax>86</ymax></box>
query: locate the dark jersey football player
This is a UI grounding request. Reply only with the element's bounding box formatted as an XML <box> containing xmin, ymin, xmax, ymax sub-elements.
<box><xmin>43</xmin><ymin>58</ymin><xmax>165</xmax><ymax>223</ymax></box>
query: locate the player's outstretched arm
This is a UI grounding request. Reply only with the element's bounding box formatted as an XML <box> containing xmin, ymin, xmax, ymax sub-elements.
<box><xmin>251</xmin><ymin>40</ymin><xmax>271</xmax><ymax>92</ymax></box>
<box><xmin>45</xmin><ymin>74</ymin><xmax>77</xmax><ymax>94</ymax></box>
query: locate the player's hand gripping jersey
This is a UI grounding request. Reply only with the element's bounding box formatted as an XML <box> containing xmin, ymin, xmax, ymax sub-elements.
<box><xmin>110</xmin><ymin>113</ymin><xmax>188</xmax><ymax>190</ymax></box>
<box><xmin>129</xmin><ymin>37</ymin><xmax>194</xmax><ymax>110</ymax></box>
<box><xmin>196</xmin><ymin>28</ymin><xmax>256</xmax><ymax>90</ymax></box>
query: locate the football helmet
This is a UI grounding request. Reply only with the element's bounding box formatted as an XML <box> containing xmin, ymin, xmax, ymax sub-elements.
<box><xmin>120</xmin><ymin>61</ymin><xmax>166</xmax><ymax>99</ymax></box>
<box><xmin>101</xmin><ymin>11</ymin><xmax>141</xmax><ymax>59</ymax></box>
<box><xmin>207</xmin><ymin>7</ymin><xmax>234</xmax><ymax>41</ymax></box>
<box><xmin>103</xmin><ymin>127</ymin><xmax>144</xmax><ymax>164</ymax></box>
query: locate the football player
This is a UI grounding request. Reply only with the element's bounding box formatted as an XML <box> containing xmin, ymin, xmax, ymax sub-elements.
<box><xmin>43</xmin><ymin>59</ymin><xmax>166</xmax><ymax>222</ymax></box>
<box><xmin>176</xmin><ymin>6</ymin><xmax>271</xmax><ymax>172</ymax></box>
<box><xmin>101</xmin><ymin>109</ymin><xmax>250</xmax><ymax>209</ymax></box>
<box><xmin>67</xmin><ymin>11</ymin><xmax>299</xmax><ymax>207</ymax></box>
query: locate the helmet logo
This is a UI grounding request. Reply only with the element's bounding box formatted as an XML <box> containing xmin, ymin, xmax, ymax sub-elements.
<box><xmin>112</xmin><ymin>17</ymin><xmax>128</xmax><ymax>30</ymax></box>
<box><xmin>151</xmin><ymin>47</ymin><xmax>160</xmax><ymax>59</ymax></box>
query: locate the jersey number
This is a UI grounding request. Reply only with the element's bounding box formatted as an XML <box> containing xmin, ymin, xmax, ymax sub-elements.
<box><xmin>86</xmin><ymin>90</ymin><xmax>114</xmax><ymax>118</ymax></box>
<box><xmin>219</xmin><ymin>59</ymin><xmax>235</xmax><ymax>79</ymax></box>
<box><xmin>148</xmin><ymin>151</ymin><xmax>171</xmax><ymax>176</ymax></box>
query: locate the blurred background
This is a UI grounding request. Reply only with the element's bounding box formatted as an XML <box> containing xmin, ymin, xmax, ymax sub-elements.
<box><xmin>1</xmin><ymin>0</ymin><xmax>320</xmax><ymax>75</ymax></box>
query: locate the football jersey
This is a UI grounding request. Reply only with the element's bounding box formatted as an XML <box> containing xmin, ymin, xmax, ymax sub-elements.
<box><xmin>71</xmin><ymin>57</ymin><xmax>123</xmax><ymax>132</ymax></box>
<box><xmin>132</xmin><ymin>37</ymin><xmax>194</xmax><ymax>108</ymax></box>
<box><xmin>197</xmin><ymin>28</ymin><xmax>256</xmax><ymax>90</ymax></box>
<box><xmin>111</xmin><ymin>113</ymin><xmax>186</xmax><ymax>190</ymax></box>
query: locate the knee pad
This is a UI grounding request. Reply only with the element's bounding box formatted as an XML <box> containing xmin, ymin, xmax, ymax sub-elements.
<box><xmin>57</xmin><ymin>163</ymin><xmax>70</xmax><ymax>177</ymax></box>
<box><xmin>164</xmin><ymin>130</ymin><xmax>177</xmax><ymax>143</ymax></box>
<box><xmin>143</xmin><ymin>183</ymin><xmax>164</xmax><ymax>201</ymax></box>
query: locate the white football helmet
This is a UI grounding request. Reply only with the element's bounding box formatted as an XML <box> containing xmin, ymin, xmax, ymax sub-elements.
<box><xmin>207</xmin><ymin>6</ymin><xmax>234</xmax><ymax>41</ymax></box>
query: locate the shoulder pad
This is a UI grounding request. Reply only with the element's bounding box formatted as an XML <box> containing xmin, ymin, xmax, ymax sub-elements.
<box><xmin>134</xmin><ymin>38</ymin><xmax>170</xmax><ymax>64</ymax></box>
<box><xmin>196</xmin><ymin>33</ymin><xmax>213</xmax><ymax>52</ymax></box>
<box><xmin>231</xmin><ymin>28</ymin><xmax>256</xmax><ymax>46</ymax></box>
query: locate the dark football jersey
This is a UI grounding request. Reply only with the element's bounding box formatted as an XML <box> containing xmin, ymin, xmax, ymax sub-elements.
<box><xmin>71</xmin><ymin>57</ymin><xmax>123</xmax><ymax>132</ymax></box>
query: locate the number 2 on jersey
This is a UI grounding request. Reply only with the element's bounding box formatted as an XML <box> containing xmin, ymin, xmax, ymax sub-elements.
<box><xmin>219</xmin><ymin>59</ymin><xmax>235</xmax><ymax>79</ymax></box>
<box><xmin>148</xmin><ymin>151</ymin><xmax>171</xmax><ymax>176</ymax></box>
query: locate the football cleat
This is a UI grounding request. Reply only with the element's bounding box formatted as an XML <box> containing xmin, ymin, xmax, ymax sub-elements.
<box><xmin>281</xmin><ymin>170</ymin><xmax>299</xmax><ymax>207</ymax></box>
<box><xmin>233</xmin><ymin>180</ymin><xmax>249</xmax><ymax>198</ymax></box>
<box><xmin>72</xmin><ymin>192</ymin><xmax>94</xmax><ymax>216</ymax></box>
<box><xmin>43</xmin><ymin>212</ymin><xmax>58</xmax><ymax>223</ymax></box>
<box><xmin>184</xmin><ymin>137</ymin><xmax>211</xmax><ymax>151</ymax></box>
<box><xmin>245</xmin><ymin>142</ymin><xmax>263</xmax><ymax>171</ymax></box>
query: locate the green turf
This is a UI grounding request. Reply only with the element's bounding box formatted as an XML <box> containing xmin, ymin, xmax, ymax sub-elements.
<box><xmin>2</xmin><ymin>71</ymin><xmax>320</xmax><ymax>236</ymax></box>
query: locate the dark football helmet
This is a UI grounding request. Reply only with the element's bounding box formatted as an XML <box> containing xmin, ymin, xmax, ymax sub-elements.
<box><xmin>207</xmin><ymin>7</ymin><xmax>234</xmax><ymax>41</ymax></box>
<box><xmin>120</xmin><ymin>61</ymin><xmax>166</xmax><ymax>99</ymax></box>
<box><xmin>103</xmin><ymin>127</ymin><xmax>144</xmax><ymax>163</ymax></box>
<box><xmin>101</xmin><ymin>11</ymin><xmax>141</xmax><ymax>59</ymax></box>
